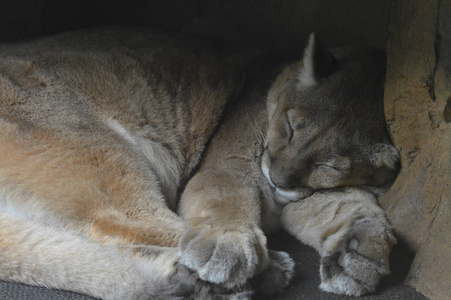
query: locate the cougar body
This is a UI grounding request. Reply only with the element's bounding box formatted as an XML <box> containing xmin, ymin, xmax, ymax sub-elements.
<box><xmin>0</xmin><ymin>27</ymin><xmax>398</xmax><ymax>299</ymax></box>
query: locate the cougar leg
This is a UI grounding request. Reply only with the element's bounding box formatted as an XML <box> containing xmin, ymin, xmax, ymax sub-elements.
<box><xmin>0</xmin><ymin>120</ymin><xmax>185</xmax><ymax>247</ymax></box>
<box><xmin>281</xmin><ymin>188</ymin><xmax>396</xmax><ymax>296</ymax></box>
<box><xmin>0</xmin><ymin>213</ymin><xmax>183</xmax><ymax>300</ymax></box>
<box><xmin>89</xmin><ymin>208</ymin><xmax>184</xmax><ymax>247</ymax></box>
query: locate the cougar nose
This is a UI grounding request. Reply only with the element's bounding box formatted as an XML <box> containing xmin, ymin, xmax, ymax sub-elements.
<box><xmin>269</xmin><ymin>169</ymin><xmax>299</xmax><ymax>190</ymax></box>
<box><xmin>272</xmin><ymin>179</ymin><xmax>297</xmax><ymax>190</ymax></box>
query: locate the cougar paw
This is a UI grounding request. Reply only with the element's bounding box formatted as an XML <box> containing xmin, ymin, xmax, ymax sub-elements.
<box><xmin>251</xmin><ymin>250</ymin><xmax>295</xmax><ymax>295</ymax></box>
<box><xmin>179</xmin><ymin>224</ymin><xmax>269</xmax><ymax>289</ymax></box>
<box><xmin>319</xmin><ymin>217</ymin><xmax>397</xmax><ymax>296</ymax></box>
<box><xmin>170</xmin><ymin>264</ymin><xmax>252</xmax><ymax>300</ymax></box>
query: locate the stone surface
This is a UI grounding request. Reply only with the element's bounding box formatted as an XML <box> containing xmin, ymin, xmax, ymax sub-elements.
<box><xmin>381</xmin><ymin>0</ymin><xmax>451</xmax><ymax>299</ymax></box>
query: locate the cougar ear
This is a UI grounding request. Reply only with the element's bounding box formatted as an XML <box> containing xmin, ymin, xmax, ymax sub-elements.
<box><xmin>297</xmin><ymin>33</ymin><xmax>337</xmax><ymax>89</ymax></box>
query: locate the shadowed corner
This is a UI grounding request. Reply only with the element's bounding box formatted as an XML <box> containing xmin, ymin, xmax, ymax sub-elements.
<box><xmin>377</xmin><ymin>235</ymin><xmax>417</xmax><ymax>292</ymax></box>
<box><xmin>256</xmin><ymin>231</ymin><xmax>427</xmax><ymax>300</ymax></box>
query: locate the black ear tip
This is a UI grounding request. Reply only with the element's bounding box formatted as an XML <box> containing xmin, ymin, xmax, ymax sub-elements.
<box><xmin>297</xmin><ymin>32</ymin><xmax>338</xmax><ymax>88</ymax></box>
<box><xmin>303</xmin><ymin>33</ymin><xmax>316</xmax><ymax>55</ymax></box>
<box><xmin>309</xmin><ymin>34</ymin><xmax>337</xmax><ymax>79</ymax></box>
<box><xmin>308</xmin><ymin>32</ymin><xmax>316</xmax><ymax>43</ymax></box>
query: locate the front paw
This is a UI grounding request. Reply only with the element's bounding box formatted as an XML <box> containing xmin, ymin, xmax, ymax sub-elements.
<box><xmin>251</xmin><ymin>250</ymin><xmax>295</xmax><ymax>295</ymax></box>
<box><xmin>319</xmin><ymin>217</ymin><xmax>397</xmax><ymax>296</ymax></box>
<box><xmin>171</xmin><ymin>264</ymin><xmax>253</xmax><ymax>300</ymax></box>
<box><xmin>179</xmin><ymin>224</ymin><xmax>269</xmax><ymax>289</ymax></box>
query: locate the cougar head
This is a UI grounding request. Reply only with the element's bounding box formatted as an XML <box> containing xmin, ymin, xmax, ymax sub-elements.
<box><xmin>262</xmin><ymin>34</ymin><xmax>399</xmax><ymax>203</ymax></box>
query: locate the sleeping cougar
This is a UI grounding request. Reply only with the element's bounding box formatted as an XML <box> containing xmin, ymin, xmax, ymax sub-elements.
<box><xmin>0</xmin><ymin>27</ymin><xmax>398</xmax><ymax>299</ymax></box>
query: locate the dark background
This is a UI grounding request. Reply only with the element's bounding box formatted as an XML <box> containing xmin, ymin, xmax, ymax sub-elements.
<box><xmin>0</xmin><ymin>0</ymin><xmax>392</xmax><ymax>55</ymax></box>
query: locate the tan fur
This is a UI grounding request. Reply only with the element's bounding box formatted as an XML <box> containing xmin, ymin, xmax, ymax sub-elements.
<box><xmin>0</xmin><ymin>28</ymin><xmax>398</xmax><ymax>299</ymax></box>
<box><xmin>178</xmin><ymin>35</ymin><xmax>399</xmax><ymax>296</ymax></box>
<box><xmin>281</xmin><ymin>188</ymin><xmax>397</xmax><ymax>295</ymax></box>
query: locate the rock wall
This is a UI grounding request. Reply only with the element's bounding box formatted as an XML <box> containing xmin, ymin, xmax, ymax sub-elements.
<box><xmin>381</xmin><ymin>1</ymin><xmax>451</xmax><ymax>299</ymax></box>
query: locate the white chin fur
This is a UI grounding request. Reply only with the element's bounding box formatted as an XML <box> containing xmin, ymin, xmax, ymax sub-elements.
<box><xmin>274</xmin><ymin>188</ymin><xmax>310</xmax><ymax>204</ymax></box>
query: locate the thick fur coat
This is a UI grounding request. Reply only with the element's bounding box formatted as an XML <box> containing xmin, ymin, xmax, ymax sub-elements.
<box><xmin>0</xmin><ymin>27</ymin><xmax>398</xmax><ymax>299</ymax></box>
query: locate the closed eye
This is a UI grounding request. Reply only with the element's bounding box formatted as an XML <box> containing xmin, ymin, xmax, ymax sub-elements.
<box><xmin>285</xmin><ymin>116</ymin><xmax>294</xmax><ymax>144</ymax></box>
<box><xmin>315</xmin><ymin>163</ymin><xmax>343</xmax><ymax>172</ymax></box>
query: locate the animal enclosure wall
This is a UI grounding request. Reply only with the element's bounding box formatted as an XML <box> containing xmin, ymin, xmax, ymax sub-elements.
<box><xmin>381</xmin><ymin>1</ymin><xmax>451</xmax><ymax>299</ymax></box>
<box><xmin>0</xmin><ymin>0</ymin><xmax>391</xmax><ymax>52</ymax></box>
<box><xmin>1</xmin><ymin>0</ymin><xmax>449</xmax><ymax>299</ymax></box>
